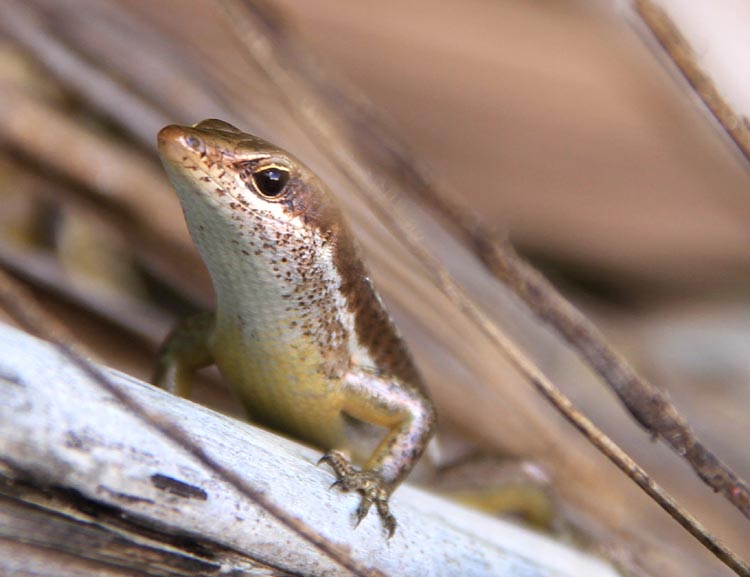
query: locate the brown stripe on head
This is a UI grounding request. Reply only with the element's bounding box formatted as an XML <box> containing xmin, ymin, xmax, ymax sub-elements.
<box><xmin>279</xmin><ymin>173</ymin><xmax>343</xmax><ymax>238</ymax></box>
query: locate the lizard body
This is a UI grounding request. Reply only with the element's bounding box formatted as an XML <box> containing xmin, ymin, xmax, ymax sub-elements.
<box><xmin>154</xmin><ymin>119</ymin><xmax>436</xmax><ymax>536</ymax></box>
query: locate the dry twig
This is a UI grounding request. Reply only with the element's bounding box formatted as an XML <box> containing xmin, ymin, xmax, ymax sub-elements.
<box><xmin>632</xmin><ymin>0</ymin><xmax>750</xmax><ymax>163</ymax></box>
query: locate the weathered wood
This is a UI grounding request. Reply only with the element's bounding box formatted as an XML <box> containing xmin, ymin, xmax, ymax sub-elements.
<box><xmin>0</xmin><ymin>322</ymin><xmax>621</xmax><ymax>577</ymax></box>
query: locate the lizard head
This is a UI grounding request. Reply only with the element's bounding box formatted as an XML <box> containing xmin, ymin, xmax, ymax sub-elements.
<box><xmin>157</xmin><ymin>119</ymin><xmax>341</xmax><ymax>239</ymax></box>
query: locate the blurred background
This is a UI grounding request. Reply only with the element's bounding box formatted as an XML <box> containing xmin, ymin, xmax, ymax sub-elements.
<box><xmin>280</xmin><ymin>0</ymin><xmax>750</xmax><ymax>296</ymax></box>
<box><xmin>0</xmin><ymin>1</ymin><xmax>748</xmax><ymax>576</ymax></box>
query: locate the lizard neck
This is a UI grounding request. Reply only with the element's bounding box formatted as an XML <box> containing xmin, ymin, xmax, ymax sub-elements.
<box><xmin>181</xmin><ymin>187</ymin><xmax>354</xmax><ymax>376</ymax></box>
<box><xmin>174</xmin><ymin>161</ymin><xmax>421</xmax><ymax>387</ymax></box>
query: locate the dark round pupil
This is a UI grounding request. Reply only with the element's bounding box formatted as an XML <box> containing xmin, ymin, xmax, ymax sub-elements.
<box><xmin>253</xmin><ymin>168</ymin><xmax>289</xmax><ymax>197</ymax></box>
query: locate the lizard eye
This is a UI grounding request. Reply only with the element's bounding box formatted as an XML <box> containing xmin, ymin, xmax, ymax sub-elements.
<box><xmin>252</xmin><ymin>167</ymin><xmax>290</xmax><ymax>198</ymax></box>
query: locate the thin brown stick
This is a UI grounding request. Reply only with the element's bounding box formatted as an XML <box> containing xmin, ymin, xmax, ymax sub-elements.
<box><xmin>0</xmin><ymin>269</ymin><xmax>386</xmax><ymax>577</ymax></box>
<box><xmin>221</xmin><ymin>1</ymin><xmax>750</xmax><ymax>573</ymax></box>
<box><xmin>632</xmin><ymin>0</ymin><xmax>750</xmax><ymax>163</ymax></box>
<box><xmin>470</xmin><ymin>235</ymin><xmax>750</xmax><ymax>513</ymax></box>
<box><xmin>411</xmin><ymin>169</ymin><xmax>750</xmax><ymax>525</ymax></box>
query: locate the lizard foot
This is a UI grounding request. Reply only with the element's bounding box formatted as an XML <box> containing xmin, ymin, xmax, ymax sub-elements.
<box><xmin>318</xmin><ymin>450</ymin><xmax>396</xmax><ymax>538</ymax></box>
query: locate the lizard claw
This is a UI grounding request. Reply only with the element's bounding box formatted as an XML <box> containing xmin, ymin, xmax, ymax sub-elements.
<box><xmin>319</xmin><ymin>450</ymin><xmax>397</xmax><ymax>538</ymax></box>
<box><xmin>377</xmin><ymin>499</ymin><xmax>397</xmax><ymax>539</ymax></box>
<box><xmin>317</xmin><ymin>454</ymin><xmax>333</xmax><ymax>467</ymax></box>
<box><xmin>355</xmin><ymin>496</ymin><xmax>373</xmax><ymax>527</ymax></box>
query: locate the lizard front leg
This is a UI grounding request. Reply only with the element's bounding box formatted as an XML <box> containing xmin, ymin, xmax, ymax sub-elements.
<box><xmin>319</xmin><ymin>369</ymin><xmax>436</xmax><ymax>537</ymax></box>
<box><xmin>153</xmin><ymin>311</ymin><xmax>215</xmax><ymax>397</ymax></box>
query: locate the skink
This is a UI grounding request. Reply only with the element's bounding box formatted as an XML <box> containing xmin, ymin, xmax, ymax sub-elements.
<box><xmin>154</xmin><ymin>119</ymin><xmax>436</xmax><ymax>537</ymax></box>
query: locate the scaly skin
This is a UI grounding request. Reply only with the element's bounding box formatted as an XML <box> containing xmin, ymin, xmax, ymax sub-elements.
<box><xmin>154</xmin><ymin>119</ymin><xmax>436</xmax><ymax>537</ymax></box>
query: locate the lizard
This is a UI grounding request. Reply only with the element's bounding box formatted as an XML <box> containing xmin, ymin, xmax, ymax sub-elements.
<box><xmin>153</xmin><ymin>119</ymin><xmax>436</xmax><ymax>537</ymax></box>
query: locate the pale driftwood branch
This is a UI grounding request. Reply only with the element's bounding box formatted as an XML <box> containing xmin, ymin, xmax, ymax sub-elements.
<box><xmin>0</xmin><ymin>322</ymin><xmax>621</xmax><ymax>577</ymax></box>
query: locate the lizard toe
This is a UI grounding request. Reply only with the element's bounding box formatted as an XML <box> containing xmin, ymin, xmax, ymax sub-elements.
<box><xmin>319</xmin><ymin>450</ymin><xmax>397</xmax><ymax>537</ymax></box>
